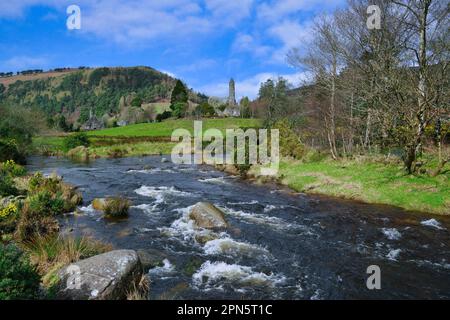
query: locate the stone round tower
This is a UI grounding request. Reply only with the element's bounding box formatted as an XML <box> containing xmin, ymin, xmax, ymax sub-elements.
<box><xmin>228</xmin><ymin>78</ymin><xmax>237</xmax><ymax>106</ymax></box>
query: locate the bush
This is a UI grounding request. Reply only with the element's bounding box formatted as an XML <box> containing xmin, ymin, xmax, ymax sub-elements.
<box><xmin>156</xmin><ymin>111</ymin><xmax>172</xmax><ymax>122</ymax></box>
<box><xmin>28</xmin><ymin>173</ymin><xmax>82</xmax><ymax>212</ymax></box>
<box><xmin>0</xmin><ymin>202</ymin><xmax>19</xmax><ymax>236</ymax></box>
<box><xmin>107</xmin><ymin>147</ymin><xmax>128</xmax><ymax>158</ymax></box>
<box><xmin>0</xmin><ymin>160</ymin><xmax>26</xmax><ymax>177</ymax></box>
<box><xmin>0</xmin><ymin>171</ymin><xmax>18</xmax><ymax>197</ymax></box>
<box><xmin>62</xmin><ymin>133</ymin><xmax>90</xmax><ymax>151</ymax></box>
<box><xmin>0</xmin><ymin>140</ymin><xmax>25</xmax><ymax>164</ymax></box>
<box><xmin>272</xmin><ymin>119</ymin><xmax>306</xmax><ymax>160</ymax></box>
<box><xmin>0</xmin><ymin>244</ymin><xmax>40</xmax><ymax>300</ymax></box>
<box><xmin>15</xmin><ymin>206</ymin><xmax>60</xmax><ymax>243</ymax></box>
<box><xmin>104</xmin><ymin>197</ymin><xmax>131</xmax><ymax>218</ymax></box>
<box><xmin>27</xmin><ymin>191</ymin><xmax>65</xmax><ymax>217</ymax></box>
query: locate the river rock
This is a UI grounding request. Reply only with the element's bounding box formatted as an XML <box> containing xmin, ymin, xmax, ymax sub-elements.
<box><xmin>161</xmin><ymin>157</ymin><xmax>169</xmax><ymax>163</ymax></box>
<box><xmin>189</xmin><ymin>202</ymin><xmax>228</xmax><ymax>229</ymax></box>
<box><xmin>55</xmin><ymin>250</ymin><xmax>143</xmax><ymax>300</ymax></box>
<box><xmin>136</xmin><ymin>249</ymin><xmax>168</xmax><ymax>272</ymax></box>
<box><xmin>92</xmin><ymin>198</ymin><xmax>106</xmax><ymax>211</ymax></box>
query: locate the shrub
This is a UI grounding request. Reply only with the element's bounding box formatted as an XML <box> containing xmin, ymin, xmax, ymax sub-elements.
<box><xmin>0</xmin><ymin>160</ymin><xmax>26</xmax><ymax>177</ymax></box>
<box><xmin>104</xmin><ymin>197</ymin><xmax>131</xmax><ymax>218</ymax></box>
<box><xmin>0</xmin><ymin>171</ymin><xmax>18</xmax><ymax>197</ymax></box>
<box><xmin>272</xmin><ymin>119</ymin><xmax>306</xmax><ymax>160</ymax></box>
<box><xmin>156</xmin><ymin>111</ymin><xmax>172</xmax><ymax>122</ymax></box>
<box><xmin>28</xmin><ymin>172</ymin><xmax>45</xmax><ymax>192</ymax></box>
<box><xmin>0</xmin><ymin>244</ymin><xmax>40</xmax><ymax>300</ymax></box>
<box><xmin>0</xmin><ymin>140</ymin><xmax>26</xmax><ymax>164</ymax></box>
<box><xmin>107</xmin><ymin>147</ymin><xmax>128</xmax><ymax>158</ymax></box>
<box><xmin>62</xmin><ymin>132</ymin><xmax>90</xmax><ymax>151</ymax></box>
<box><xmin>0</xmin><ymin>203</ymin><xmax>18</xmax><ymax>220</ymax></box>
<box><xmin>28</xmin><ymin>173</ymin><xmax>82</xmax><ymax>212</ymax></box>
<box><xmin>27</xmin><ymin>190</ymin><xmax>65</xmax><ymax>216</ymax></box>
<box><xmin>15</xmin><ymin>212</ymin><xmax>59</xmax><ymax>243</ymax></box>
<box><xmin>0</xmin><ymin>202</ymin><xmax>19</xmax><ymax>236</ymax></box>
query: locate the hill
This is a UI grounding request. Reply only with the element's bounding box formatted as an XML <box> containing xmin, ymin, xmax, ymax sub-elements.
<box><xmin>0</xmin><ymin>66</ymin><xmax>207</xmax><ymax>129</ymax></box>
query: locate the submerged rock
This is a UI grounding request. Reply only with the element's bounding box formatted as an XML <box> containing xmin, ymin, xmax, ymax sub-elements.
<box><xmin>92</xmin><ymin>198</ymin><xmax>106</xmax><ymax>211</ymax></box>
<box><xmin>136</xmin><ymin>249</ymin><xmax>168</xmax><ymax>272</ymax></box>
<box><xmin>189</xmin><ymin>202</ymin><xmax>228</xmax><ymax>229</ymax></box>
<box><xmin>56</xmin><ymin>250</ymin><xmax>143</xmax><ymax>300</ymax></box>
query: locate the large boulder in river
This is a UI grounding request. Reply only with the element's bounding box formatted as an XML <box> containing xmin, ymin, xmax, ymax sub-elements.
<box><xmin>189</xmin><ymin>202</ymin><xmax>228</xmax><ymax>229</ymax></box>
<box><xmin>55</xmin><ymin>250</ymin><xmax>143</xmax><ymax>300</ymax></box>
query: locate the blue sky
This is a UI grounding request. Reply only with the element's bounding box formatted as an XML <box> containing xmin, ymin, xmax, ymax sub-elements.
<box><xmin>0</xmin><ymin>0</ymin><xmax>346</xmax><ymax>99</ymax></box>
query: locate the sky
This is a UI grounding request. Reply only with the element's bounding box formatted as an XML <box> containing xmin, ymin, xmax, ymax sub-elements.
<box><xmin>0</xmin><ymin>0</ymin><xmax>346</xmax><ymax>99</ymax></box>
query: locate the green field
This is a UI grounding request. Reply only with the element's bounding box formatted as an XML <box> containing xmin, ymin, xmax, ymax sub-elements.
<box><xmin>87</xmin><ymin>118</ymin><xmax>262</xmax><ymax>137</ymax></box>
<box><xmin>273</xmin><ymin>158</ymin><xmax>450</xmax><ymax>215</ymax></box>
<box><xmin>33</xmin><ymin>118</ymin><xmax>262</xmax><ymax>155</ymax></box>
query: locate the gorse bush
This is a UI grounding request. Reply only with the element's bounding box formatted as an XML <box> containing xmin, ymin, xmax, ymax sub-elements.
<box><xmin>0</xmin><ymin>171</ymin><xmax>18</xmax><ymax>197</ymax></box>
<box><xmin>272</xmin><ymin>119</ymin><xmax>306</xmax><ymax>160</ymax></box>
<box><xmin>62</xmin><ymin>132</ymin><xmax>90</xmax><ymax>151</ymax></box>
<box><xmin>27</xmin><ymin>191</ymin><xmax>65</xmax><ymax>216</ymax></box>
<box><xmin>0</xmin><ymin>203</ymin><xmax>18</xmax><ymax>220</ymax></box>
<box><xmin>0</xmin><ymin>244</ymin><xmax>40</xmax><ymax>300</ymax></box>
<box><xmin>0</xmin><ymin>202</ymin><xmax>19</xmax><ymax>236</ymax></box>
<box><xmin>1</xmin><ymin>160</ymin><xmax>26</xmax><ymax>177</ymax></box>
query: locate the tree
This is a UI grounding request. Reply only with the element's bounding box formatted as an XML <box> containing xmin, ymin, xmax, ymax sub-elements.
<box><xmin>239</xmin><ymin>97</ymin><xmax>251</xmax><ymax>118</ymax></box>
<box><xmin>170</xmin><ymin>80</ymin><xmax>189</xmax><ymax>118</ymax></box>
<box><xmin>258</xmin><ymin>77</ymin><xmax>292</xmax><ymax>124</ymax></box>
<box><xmin>131</xmin><ymin>96</ymin><xmax>142</xmax><ymax>107</ymax></box>
<box><xmin>287</xmin><ymin>0</ymin><xmax>449</xmax><ymax>172</ymax></box>
<box><xmin>195</xmin><ymin>102</ymin><xmax>215</xmax><ymax>117</ymax></box>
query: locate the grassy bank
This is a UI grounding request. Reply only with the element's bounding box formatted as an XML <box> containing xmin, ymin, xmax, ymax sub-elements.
<box><xmin>86</xmin><ymin>118</ymin><xmax>262</xmax><ymax>137</ymax></box>
<box><xmin>33</xmin><ymin>118</ymin><xmax>262</xmax><ymax>157</ymax></box>
<box><xmin>273</xmin><ymin>157</ymin><xmax>450</xmax><ymax>215</ymax></box>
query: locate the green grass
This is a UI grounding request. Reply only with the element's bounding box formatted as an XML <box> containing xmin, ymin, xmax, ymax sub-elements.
<box><xmin>32</xmin><ymin>136</ymin><xmax>65</xmax><ymax>152</ymax></box>
<box><xmin>91</xmin><ymin>141</ymin><xmax>177</xmax><ymax>157</ymax></box>
<box><xmin>87</xmin><ymin>118</ymin><xmax>262</xmax><ymax>138</ymax></box>
<box><xmin>275</xmin><ymin>158</ymin><xmax>450</xmax><ymax>215</ymax></box>
<box><xmin>33</xmin><ymin>118</ymin><xmax>261</xmax><ymax>158</ymax></box>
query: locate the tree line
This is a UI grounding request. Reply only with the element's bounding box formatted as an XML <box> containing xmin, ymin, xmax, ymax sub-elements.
<box><xmin>257</xmin><ymin>0</ymin><xmax>449</xmax><ymax>175</ymax></box>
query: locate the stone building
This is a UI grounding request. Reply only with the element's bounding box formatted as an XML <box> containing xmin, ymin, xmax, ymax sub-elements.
<box><xmin>223</xmin><ymin>78</ymin><xmax>240</xmax><ymax>117</ymax></box>
<box><xmin>81</xmin><ymin>109</ymin><xmax>104</xmax><ymax>131</ymax></box>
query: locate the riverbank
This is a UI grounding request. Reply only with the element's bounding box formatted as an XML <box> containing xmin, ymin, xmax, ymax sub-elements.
<box><xmin>32</xmin><ymin>117</ymin><xmax>449</xmax><ymax>216</ymax></box>
<box><xmin>247</xmin><ymin>157</ymin><xmax>449</xmax><ymax>216</ymax></box>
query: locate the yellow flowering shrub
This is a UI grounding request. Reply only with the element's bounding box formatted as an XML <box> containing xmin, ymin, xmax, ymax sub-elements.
<box><xmin>0</xmin><ymin>203</ymin><xmax>18</xmax><ymax>220</ymax></box>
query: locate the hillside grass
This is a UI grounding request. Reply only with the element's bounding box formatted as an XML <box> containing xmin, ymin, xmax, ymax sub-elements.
<box><xmin>33</xmin><ymin>118</ymin><xmax>261</xmax><ymax>156</ymax></box>
<box><xmin>87</xmin><ymin>118</ymin><xmax>262</xmax><ymax>138</ymax></box>
<box><xmin>275</xmin><ymin>158</ymin><xmax>450</xmax><ymax>215</ymax></box>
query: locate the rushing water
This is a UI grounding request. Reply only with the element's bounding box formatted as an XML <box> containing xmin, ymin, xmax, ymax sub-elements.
<box><xmin>27</xmin><ymin>156</ymin><xmax>450</xmax><ymax>299</ymax></box>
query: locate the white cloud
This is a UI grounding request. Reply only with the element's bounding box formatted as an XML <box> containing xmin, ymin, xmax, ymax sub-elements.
<box><xmin>2</xmin><ymin>55</ymin><xmax>49</xmax><ymax>70</ymax></box>
<box><xmin>232</xmin><ymin>33</ymin><xmax>271</xmax><ymax>57</ymax></box>
<box><xmin>177</xmin><ymin>59</ymin><xmax>217</xmax><ymax>73</ymax></box>
<box><xmin>205</xmin><ymin>0</ymin><xmax>254</xmax><ymax>25</ymax></box>
<box><xmin>268</xmin><ymin>19</ymin><xmax>315</xmax><ymax>64</ymax></box>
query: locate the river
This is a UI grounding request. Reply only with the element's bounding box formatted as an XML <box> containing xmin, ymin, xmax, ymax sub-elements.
<box><xmin>26</xmin><ymin>156</ymin><xmax>450</xmax><ymax>299</ymax></box>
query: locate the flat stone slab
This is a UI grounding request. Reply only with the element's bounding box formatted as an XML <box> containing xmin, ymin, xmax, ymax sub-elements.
<box><xmin>56</xmin><ymin>250</ymin><xmax>142</xmax><ymax>300</ymax></box>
